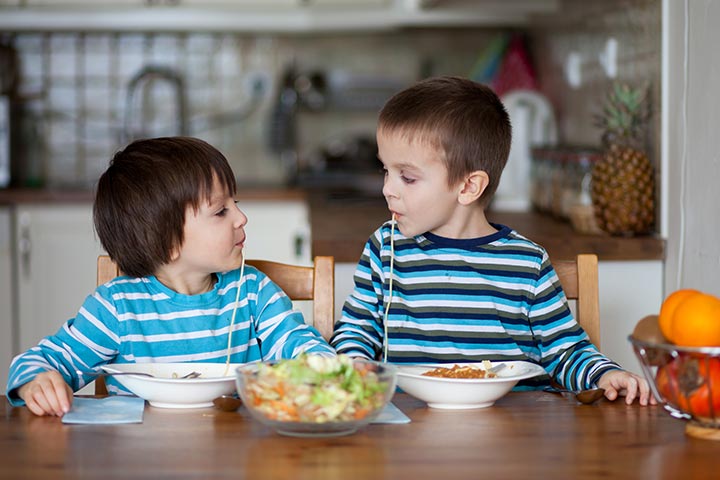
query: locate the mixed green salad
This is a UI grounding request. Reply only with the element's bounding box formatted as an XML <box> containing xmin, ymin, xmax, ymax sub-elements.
<box><xmin>242</xmin><ymin>354</ymin><xmax>390</xmax><ymax>423</ymax></box>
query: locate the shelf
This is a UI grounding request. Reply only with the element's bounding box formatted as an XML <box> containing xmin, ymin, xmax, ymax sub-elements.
<box><xmin>0</xmin><ymin>0</ymin><xmax>560</xmax><ymax>32</ymax></box>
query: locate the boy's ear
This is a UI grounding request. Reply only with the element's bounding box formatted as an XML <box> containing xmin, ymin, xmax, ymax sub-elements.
<box><xmin>457</xmin><ymin>170</ymin><xmax>490</xmax><ymax>205</ymax></box>
<box><xmin>168</xmin><ymin>243</ymin><xmax>182</xmax><ymax>262</ymax></box>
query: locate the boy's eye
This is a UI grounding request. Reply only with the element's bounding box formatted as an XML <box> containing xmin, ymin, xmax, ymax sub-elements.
<box><xmin>401</xmin><ymin>175</ymin><xmax>416</xmax><ymax>184</ymax></box>
<box><xmin>215</xmin><ymin>207</ymin><xmax>228</xmax><ymax>217</ymax></box>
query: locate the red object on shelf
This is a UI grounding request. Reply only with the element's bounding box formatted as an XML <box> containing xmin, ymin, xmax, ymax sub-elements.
<box><xmin>492</xmin><ymin>34</ymin><xmax>538</xmax><ymax>97</ymax></box>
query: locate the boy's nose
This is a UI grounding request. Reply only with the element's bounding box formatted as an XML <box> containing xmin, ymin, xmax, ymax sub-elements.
<box><xmin>382</xmin><ymin>176</ymin><xmax>396</xmax><ymax>199</ymax></box>
<box><xmin>233</xmin><ymin>202</ymin><xmax>248</xmax><ymax>227</ymax></box>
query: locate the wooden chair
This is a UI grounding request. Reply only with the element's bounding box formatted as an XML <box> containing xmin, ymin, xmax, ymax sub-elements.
<box><xmin>553</xmin><ymin>254</ymin><xmax>601</xmax><ymax>349</ymax></box>
<box><xmin>94</xmin><ymin>254</ymin><xmax>335</xmax><ymax>394</ymax></box>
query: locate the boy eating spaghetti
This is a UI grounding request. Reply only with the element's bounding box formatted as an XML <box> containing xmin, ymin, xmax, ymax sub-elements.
<box><xmin>330</xmin><ymin>76</ymin><xmax>653</xmax><ymax>405</ymax></box>
<box><xmin>7</xmin><ymin>136</ymin><xmax>333</xmax><ymax>416</ymax></box>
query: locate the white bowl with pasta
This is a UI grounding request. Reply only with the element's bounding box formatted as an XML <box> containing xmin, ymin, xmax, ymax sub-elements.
<box><xmin>101</xmin><ymin>363</ymin><xmax>241</xmax><ymax>409</ymax></box>
<box><xmin>396</xmin><ymin>361</ymin><xmax>545</xmax><ymax>409</ymax></box>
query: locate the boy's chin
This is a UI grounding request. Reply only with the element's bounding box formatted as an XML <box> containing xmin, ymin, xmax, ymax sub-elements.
<box><xmin>395</xmin><ymin>223</ymin><xmax>421</xmax><ymax>238</ymax></box>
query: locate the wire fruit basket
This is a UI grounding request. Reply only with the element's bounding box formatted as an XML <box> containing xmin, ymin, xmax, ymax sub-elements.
<box><xmin>630</xmin><ymin>320</ymin><xmax>720</xmax><ymax>440</ymax></box>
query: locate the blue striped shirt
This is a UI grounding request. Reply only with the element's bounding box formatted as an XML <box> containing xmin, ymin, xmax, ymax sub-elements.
<box><xmin>6</xmin><ymin>265</ymin><xmax>334</xmax><ymax>405</ymax></box>
<box><xmin>330</xmin><ymin>221</ymin><xmax>620</xmax><ymax>390</ymax></box>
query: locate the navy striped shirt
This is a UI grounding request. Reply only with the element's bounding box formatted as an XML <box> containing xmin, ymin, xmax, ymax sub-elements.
<box><xmin>7</xmin><ymin>265</ymin><xmax>334</xmax><ymax>405</ymax></box>
<box><xmin>330</xmin><ymin>221</ymin><xmax>620</xmax><ymax>390</ymax></box>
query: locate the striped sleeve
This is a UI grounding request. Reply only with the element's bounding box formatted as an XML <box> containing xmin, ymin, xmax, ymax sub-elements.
<box><xmin>330</xmin><ymin>227</ymin><xmax>387</xmax><ymax>360</ymax></box>
<box><xmin>250</xmin><ymin>269</ymin><xmax>335</xmax><ymax>360</ymax></box>
<box><xmin>528</xmin><ymin>252</ymin><xmax>620</xmax><ymax>390</ymax></box>
<box><xmin>6</xmin><ymin>287</ymin><xmax>123</xmax><ymax>405</ymax></box>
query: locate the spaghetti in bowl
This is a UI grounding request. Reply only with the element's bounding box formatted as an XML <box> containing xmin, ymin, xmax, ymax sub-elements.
<box><xmin>235</xmin><ymin>354</ymin><xmax>397</xmax><ymax>437</ymax></box>
<box><xmin>396</xmin><ymin>361</ymin><xmax>545</xmax><ymax>409</ymax></box>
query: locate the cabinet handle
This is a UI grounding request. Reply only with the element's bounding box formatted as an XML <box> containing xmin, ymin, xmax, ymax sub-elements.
<box><xmin>294</xmin><ymin>234</ymin><xmax>304</xmax><ymax>258</ymax></box>
<box><xmin>18</xmin><ymin>212</ymin><xmax>31</xmax><ymax>279</ymax></box>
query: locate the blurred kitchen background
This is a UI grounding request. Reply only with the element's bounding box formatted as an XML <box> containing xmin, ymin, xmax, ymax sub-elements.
<box><xmin>0</xmin><ymin>0</ymin><xmax>660</xmax><ymax>197</ymax></box>
<box><xmin>7</xmin><ymin>0</ymin><xmax>713</xmax><ymax>390</ymax></box>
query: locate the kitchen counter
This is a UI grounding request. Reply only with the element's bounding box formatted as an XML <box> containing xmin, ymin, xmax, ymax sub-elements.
<box><xmin>0</xmin><ymin>187</ymin><xmax>665</xmax><ymax>263</ymax></box>
<box><xmin>0</xmin><ymin>186</ymin><xmax>308</xmax><ymax>204</ymax></box>
<box><xmin>308</xmin><ymin>192</ymin><xmax>665</xmax><ymax>263</ymax></box>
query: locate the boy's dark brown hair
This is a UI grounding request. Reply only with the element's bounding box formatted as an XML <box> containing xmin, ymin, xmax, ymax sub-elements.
<box><xmin>378</xmin><ymin>76</ymin><xmax>512</xmax><ymax>206</ymax></box>
<box><xmin>94</xmin><ymin>136</ymin><xmax>236</xmax><ymax>277</ymax></box>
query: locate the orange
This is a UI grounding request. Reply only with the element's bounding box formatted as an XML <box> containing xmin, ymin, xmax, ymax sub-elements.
<box><xmin>670</xmin><ymin>292</ymin><xmax>720</xmax><ymax>347</ymax></box>
<box><xmin>659</xmin><ymin>289</ymin><xmax>700</xmax><ymax>341</ymax></box>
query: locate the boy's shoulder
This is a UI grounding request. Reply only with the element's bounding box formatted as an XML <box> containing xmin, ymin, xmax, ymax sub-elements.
<box><xmin>500</xmin><ymin>226</ymin><xmax>547</xmax><ymax>253</ymax></box>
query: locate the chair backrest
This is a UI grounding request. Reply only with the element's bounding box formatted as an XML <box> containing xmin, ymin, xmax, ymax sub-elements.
<box><xmin>553</xmin><ymin>254</ymin><xmax>600</xmax><ymax>349</ymax></box>
<box><xmin>94</xmin><ymin>255</ymin><xmax>335</xmax><ymax>394</ymax></box>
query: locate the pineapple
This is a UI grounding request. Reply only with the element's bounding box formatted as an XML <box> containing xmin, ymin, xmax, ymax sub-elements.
<box><xmin>591</xmin><ymin>82</ymin><xmax>655</xmax><ymax>236</ymax></box>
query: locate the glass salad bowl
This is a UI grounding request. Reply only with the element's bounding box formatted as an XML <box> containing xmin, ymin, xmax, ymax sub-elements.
<box><xmin>235</xmin><ymin>355</ymin><xmax>397</xmax><ymax>437</ymax></box>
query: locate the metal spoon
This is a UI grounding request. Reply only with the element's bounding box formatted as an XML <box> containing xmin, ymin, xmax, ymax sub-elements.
<box><xmin>548</xmin><ymin>380</ymin><xmax>606</xmax><ymax>405</ymax></box>
<box><xmin>78</xmin><ymin>370</ymin><xmax>202</xmax><ymax>379</ymax></box>
<box><xmin>213</xmin><ymin>394</ymin><xmax>243</xmax><ymax>412</ymax></box>
<box><xmin>489</xmin><ymin>363</ymin><xmax>507</xmax><ymax>375</ymax></box>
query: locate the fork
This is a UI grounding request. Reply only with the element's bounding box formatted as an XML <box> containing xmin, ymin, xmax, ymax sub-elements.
<box><xmin>78</xmin><ymin>370</ymin><xmax>202</xmax><ymax>379</ymax></box>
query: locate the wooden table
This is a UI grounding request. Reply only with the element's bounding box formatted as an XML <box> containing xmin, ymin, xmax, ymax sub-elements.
<box><xmin>1</xmin><ymin>393</ymin><xmax>716</xmax><ymax>479</ymax></box>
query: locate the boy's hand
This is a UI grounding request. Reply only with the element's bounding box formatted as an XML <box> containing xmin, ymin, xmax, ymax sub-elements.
<box><xmin>597</xmin><ymin>370</ymin><xmax>657</xmax><ymax>406</ymax></box>
<box><xmin>17</xmin><ymin>371</ymin><xmax>73</xmax><ymax>417</ymax></box>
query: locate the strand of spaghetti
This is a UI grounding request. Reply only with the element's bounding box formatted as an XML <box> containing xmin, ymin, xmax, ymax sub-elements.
<box><xmin>383</xmin><ymin>214</ymin><xmax>396</xmax><ymax>363</ymax></box>
<box><xmin>223</xmin><ymin>252</ymin><xmax>245</xmax><ymax>376</ymax></box>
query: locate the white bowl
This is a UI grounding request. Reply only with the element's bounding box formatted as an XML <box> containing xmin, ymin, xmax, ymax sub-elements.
<box><xmin>101</xmin><ymin>363</ymin><xmax>241</xmax><ymax>409</ymax></box>
<box><xmin>396</xmin><ymin>361</ymin><xmax>545</xmax><ymax>409</ymax></box>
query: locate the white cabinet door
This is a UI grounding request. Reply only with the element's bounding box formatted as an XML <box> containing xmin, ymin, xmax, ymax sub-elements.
<box><xmin>13</xmin><ymin>204</ymin><xmax>106</xmax><ymax>352</ymax></box>
<box><xmin>238</xmin><ymin>199</ymin><xmax>311</xmax><ymax>266</ymax></box>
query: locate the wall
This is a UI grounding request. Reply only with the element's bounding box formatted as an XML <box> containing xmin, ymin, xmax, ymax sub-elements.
<box><xmin>664</xmin><ymin>0</ymin><xmax>720</xmax><ymax>297</ymax></box>
<box><xmin>528</xmin><ymin>0</ymin><xmax>661</xmax><ymax>158</ymax></box>
<box><xmin>2</xmin><ymin>28</ymin><xmax>500</xmax><ymax>189</ymax></box>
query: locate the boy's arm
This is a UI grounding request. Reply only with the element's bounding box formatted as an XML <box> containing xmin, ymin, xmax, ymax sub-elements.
<box><xmin>330</xmin><ymin>231</ymin><xmax>387</xmax><ymax>360</ymax></box>
<box><xmin>249</xmin><ymin>270</ymin><xmax>336</xmax><ymax>360</ymax></box>
<box><xmin>529</xmin><ymin>254</ymin><xmax>621</xmax><ymax>391</ymax></box>
<box><xmin>6</xmin><ymin>288</ymin><xmax>121</xmax><ymax>406</ymax></box>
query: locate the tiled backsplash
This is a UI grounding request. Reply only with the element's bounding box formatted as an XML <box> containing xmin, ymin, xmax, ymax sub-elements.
<box><xmin>3</xmin><ymin>29</ymin><xmax>498</xmax><ymax>188</ymax></box>
<box><xmin>1</xmin><ymin>0</ymin><xmax>660</xmax><ymax>190</ymax></box>
<box><xmin>528</xmin><ymin>0</ymin><xmax>661</xmax><ymax>163</ymax></box>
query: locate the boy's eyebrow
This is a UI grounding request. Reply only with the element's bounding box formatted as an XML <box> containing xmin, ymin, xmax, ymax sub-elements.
<box><xmin>378</xmin><ymin>155</ymin><xmax>417</xmax><ymax>171</ymax></box>
<box><xmin>205</xmin><ymin>192</ymin><xmax>228</xmax><ymax>208</ymax></box>
<box><xmin>394</xmin><ymin>162</ymin><xmax>421</xmax><ymax>172</ymax></box>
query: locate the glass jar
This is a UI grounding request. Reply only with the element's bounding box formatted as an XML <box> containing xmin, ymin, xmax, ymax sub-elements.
<box><xmin>566</xmin><ymin>147</ymin><xmax>603</xmax><ymax>234</ymax></box>
<box><xmin>549</xmin><ymin>149</ymin><xmax>567</xmax><ymax>218</ymax></box>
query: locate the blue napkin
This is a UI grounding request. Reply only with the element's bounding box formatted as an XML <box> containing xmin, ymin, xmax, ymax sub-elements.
<box><xmin>62</xmin><ymin>396</ymin><xmax>145</xmax><ymax>424</ymax></box>
<box><xmin>371</xmin><ymin>402</ymin><xmax>411</xmax><ymax>424</ymax></box>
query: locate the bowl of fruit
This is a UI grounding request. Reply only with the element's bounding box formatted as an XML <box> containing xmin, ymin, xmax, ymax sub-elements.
<box><xmin>629</xmin><ymin>289</ymin><xmax>720</xmax><ymax>440</ymax></box>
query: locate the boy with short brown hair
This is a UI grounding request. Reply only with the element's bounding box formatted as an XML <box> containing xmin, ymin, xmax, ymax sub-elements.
<box><xmin>330</xmin><ymin>76</ymin><xmax>653</xmax><ymax>405</ymax></box>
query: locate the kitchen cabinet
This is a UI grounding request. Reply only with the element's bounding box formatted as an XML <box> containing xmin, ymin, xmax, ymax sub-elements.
<box><xmin>12</xmin><ymin>204</ymin><xmax>106</xmax><ymax>353</ymax></box>
<box><xmin>0</xmin><ymin>207</ymin><xmax>12</xmax><ymax>390</ymax></box>
<box><xmin>238</xmin><ymin>199</ymin><xmax>311</xmax><ymax>266</ymax></box>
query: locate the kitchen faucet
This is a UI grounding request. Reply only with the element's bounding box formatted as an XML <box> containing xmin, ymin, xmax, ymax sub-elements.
<box><xmin>123</xmin><ymin>65</ymin><xmax>188</xmax><ymax>143</ymax></box>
